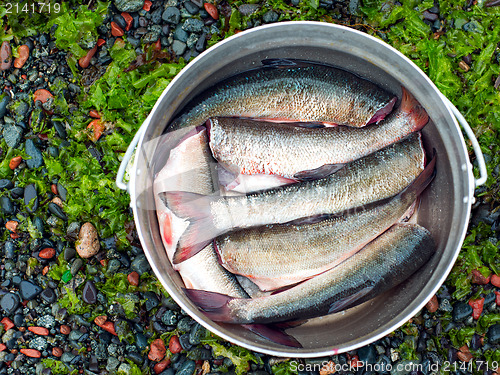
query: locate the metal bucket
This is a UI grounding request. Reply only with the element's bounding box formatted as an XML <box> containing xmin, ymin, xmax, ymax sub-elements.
<box><xmin>116</xmin><ymin>22</ymin><xmax>487</xmax><ymax>357</ymax></box>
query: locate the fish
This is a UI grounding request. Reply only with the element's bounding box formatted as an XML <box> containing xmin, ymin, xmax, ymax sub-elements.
<box><xmin>184</xmin><ymin>223</ymin><xmax>436</xmax><ymax>328</ymax></box>
<box><xmin>214</xmin><ymin>154</ymin><xmax>435</xmax><ymax>291</ymax></box>
<box><xmin>159</xmin><ymin>133</ymin><xmax>426</xmax><ymax>264</ymax></box>
<box><xmin>206</xmin><ymin>87</ymin><xmax>428</xmax><ymax>181</ymax></box>
<box><xmin>169</xmin><ymin>59</ymin><xmax>396</xmax><ymax>131</ymax></box>
<box><xmin>153</xmin><ymin>126</ymin><xmax>247</xmax><ymax>298</ymax></box>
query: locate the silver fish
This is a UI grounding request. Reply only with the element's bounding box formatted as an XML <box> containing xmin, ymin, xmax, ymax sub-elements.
<box><xmin>184</xmin><ymin>223</ymin><xmax>435</xmax><ymax>326</ymax></box>
<box><xmin>160</xmin><ymin>133</ymin><xmax>426</xmax><ymax>264</ymax></box>
<box><xmin>214</xmin><ymin>155</ymin><xmax>435</xmax><ymax>291</ymax></box>
<box><xmin>207</xmin><ymin>87</ymin><xmax>428</xmax><ymax>180</ymax></box>
<box><xmin>169</xmin><ymin>59</ymin><xmax>396</xmax><ymax>130</ymax></box>
<box><xmin>153</xmin><ymin>127</ymin><xmax>247</xmax><ymax>298</ymax></box>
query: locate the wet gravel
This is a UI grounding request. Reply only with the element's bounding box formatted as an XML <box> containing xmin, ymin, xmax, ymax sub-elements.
<box><xmin>1</xmin><ymin>0</ymin><xmax>500</xmax><ymax>374</ymax></box>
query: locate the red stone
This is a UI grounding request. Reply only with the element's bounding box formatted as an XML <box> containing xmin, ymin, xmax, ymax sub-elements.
<box><xmin>20</xmin><ymin>349</ymin><xmax>41</xmax><ymax>358</ymax></box>
<box><xmin>143</xmin><ymin>0</ymin><xmax>152</xmax><ymax>11</ymax></box>
<box><xmin>89</xmin><ymin>109</ymin><xmax>101</xmax><ymax>118</ymax></box>
<box><xmin>155</xmin><ymin>39</ymin><xmax>161</xmax><ymax>50</ymax></box>
<box><xmin>457</xmin><ymin>349</ymin><xmax>473</xmax><ymax>362</ymax></box>
<box><xmin>5</xmin><ymin>220</ymin><xmax>18</xmax><ymax>232</ymax></box>
<box><xmin>10</xmin><ymin>233</ymin><xmax>19</xmax><ymax>240</ymax></box>
<box><xmin>52</xmin><ymin>347</ymin><xmax>63</xmax><ymax>357</ymax></box>
<box><xmin>127</xmin><ymin>271</ymin><xmax>140</xmax><ymax>286</ymax></box>
<box><xmin>9</xmin><ymin>156</ymin><xmax>22</xmax><ymax>170</ymax></box>
<box><xmin>1</xmin><ymin>317</ymin><xmax>15</xmax><ymax>331</ymax></box>
<box><xmin>0</xmin><ymin>343</ymin><xmax>6</xmax><ymax>352</ymax></box>
<box><xmin>97</xmin><ymin>38</ymin><xmax>106</xmax><ymax>47</ymax></box>
<box><xmin>0</xmin><ymin>41</ymin><xmax>12</xmax><ymax>71</ymax></box>
<box><xmin>472</xmin><ymin>269</ymin><xmax>491</xmax><ymax>285</ymax></box>
<box><xmin>87</xmin><ymin>119</ymin><xmax>105</xmax><ymax>142</ymax></box>
<box><xmin>94</xmin><ymin>315</ymin><xmax>107</xmax><ymax>327</ymax></box>
<box><xmin>154</xmin><ymin>359</ymin><xmax>171</xmax><ymax>374</ymax></box>
<box><xmin>39</xmin><ymin>247</ymin><xmax>56</xmax><ymax>259</ymax></box>
<box><xmin>495</xmin><ymin>291</ymin><xmax>500</xmax><ymax>306</ymax></box>
<box><xmin>14</xmin><ymin>45</ymin><xmax>30</xmax><ymax>69</ymax></box>
<box><xmin>28</xmin><ymin>326</ymin><xmax>50</xmax><ymax>336</ymax></box>
<box><xmin>122</xmin><ymin>12</ymin><xmax>133</xmax><ymax>31</ymax></box>
<box><xmin>349</xmin><ymin>355</ymin><xmax>363</xmax><ymax>368</ymax></box>
<box><xmin>60</xmin><ymin>325</ymin><xmax>71</xmax><ymax>335</ymax></box>
<box><xmin>469</xmin><ymin>297</ymin><xmax>485</xmax><ymax>320</ymax></box>
<box><xmin>51</xmin><ymin>184</ymin><xmax>58</xmax><ymax>195</ymax></box>
<box><xmin>491</xmin><ymin>274</ymin><xmax>500</xmax><ymax>287</ymax></box>
<box><xmin>148</xmin><ymin>338</ymin><xmax>166</xmax><ymax>361</ymax></box>
<box><xmin>111</xmin><ymin>22</ymin><xmax>124</xmax><ymax>37</ymax></box>
<box><xmin>169</xmin><ymin>335</ymin><xmax>182</xmax><ymax>354</ymax></box>
<box><xmin>78</xmin><ymin>45</ymin><xmax>97</xmax><ymax>69</ymax></box>
<box><xmin>33</xmin><ymin>89</ymin><xmax>53</xmax><ymax>104</ymax></box>
<box><xmin>42</xmin><ymin>265</ymin><xmax>49</xmax><ymax>276</ymax></box>
<box><xmin>425</xmin><ymin>295</ymin><xmax>439</xmax><ymax>313</ymax></box>
<box><xmin>101</xmin><ymin>321</ymin><xmax>117</xmax><ymax>336</ymax></box>
<box><xmin>204</xmin><ymin>3</ymin><xmax>219</xmax><ymax>19</ymax></box>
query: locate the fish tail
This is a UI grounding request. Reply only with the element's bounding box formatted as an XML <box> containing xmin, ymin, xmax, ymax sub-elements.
<box><xmin>158</xmin><ymin>191</ymin><xmax>217</xmax><ymax>263</ymax></box>
<box><xmin>368</xmin><ymin>96</ymin><xmax>397</xmax><ymax>124</ymax></box>
<box><xmin>243</xmin><ymin>324</ymin><xmax>303</xmax><ymax>348</ymax></box>
<box><xmin>400</xmin><ymin>150</ymin><xmax>436</xmax><ymax>200</ymax></box>
<box><xmin>400</xmin><ymin>87</ymin><xmax>429</xmax><ymax>131</ymax></box>
<box><xmin>183</xmin><ymin>288</ymin><xmax>237</xmax><ymax>323</ymax></box>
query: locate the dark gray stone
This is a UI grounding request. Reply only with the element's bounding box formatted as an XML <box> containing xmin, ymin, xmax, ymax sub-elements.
<box><xmin>0</xmin><ymin>179</ymin><xmax>13</xmax><ymax>189</ymax></box>
<box><xmin>151</xmin><ymin>8</ymin><xmax>163</xmax><ymax>23</ymax></box>
<box><xmin>1</xmin><ymin>293</ymin><xmax>20</xmax><ymax>315</ymax></box>
<box><xmin>262</xmin><ymin>10</ymin><xmax>279</xmax><ymax>23</ymax></box>
<box><xmin>33</xmin><ymin>216</ymin><xmax>44</xmax><ymax>234</ymax></box>
<box><xmin>0</xmin><ymin>95</ymin><xmax>10</xmax><ymax>118</ymax></box>
<box><xmin>188</xmin><ymin>323</ymin><xmax>206</xmax><ymax>345</ymax></box>
<box><xmin>25</xmin><ymin>139</ymin><xmax>44</xmax><ymax>169</ymax></box>
<box><xmin>131</xmin><ymin>254</ymin><xmax>151</xmax><ymax>275</ymax></box>
<box><xmin>142</xmin><ymin>25</ymin><xmax>162</xmax><ymax>43</ymax></box>
<box><xmin>182</xmin><ymin>18</ymin><xmax>204</xmax><ymax>32</ymax></box>
<box><xmin>114</xmin><ymin>0</ymin><xmax>145</xmax><ymax>12</ymax></box>
<box><xmin>143</xmin><ymin>292</ymin><xmax>159</xmax><ymax>311</ymax></box>
<box><xmin>4</xmin><ymin>241</ymin><xmax>15</xmax><ymax>258</ymax></box>
<box><xmin>358</xmin><ymin>344</ymin><xmax>377</xmax><ymax>365</ymax></box>
<box><xmin>452</xmin><ymin>301</ymin><xmax>472</xmax><ymax>321</ymax></box>
<box><xmin>238</xmin><ymin>4</ymin><xmax>259</xmax><ymax>15</ymax></box>
<box><xmin>3</xmin><ymin>124</ymin><xmax>23</xmax><ymax>148</ymax></box>
<box><xmin>48</xmin><ymin>202</ymin><xmax>67</xmax><ymax>220</ymax></box>
<box><xmin>19</xmin><ymin>280</ymin><xmax>43</xmax><ymax>300</ymax></box>
<box><xmin>195</xmin><ymin>33</ymin><xmax>206</xmax><ymax>52</ymax></box>
<box><xmin>135</xmin><ymin>333</ymin><xmax>149</xmax><ymax>350</ymax></box>
<box><xmin>24</xmin><ymin>183</ymin><xmax>38</xmax><ymax>213</ymax></box>
<box><xmin>64</xmin><ymin>246</ymin><xmax>76</xmax><ymax>261</ymax></box>
<box><xmin>40</xmin><ymin>288</ymin><xmax>57</xmax><ymax>304</ymax></box>
<box><xmin>172</xmin><ymin>40</ymin><xmax>187</xmax><ymax>55</ymax></box>
<box><xmin>82</xmin><ymin>281</ymin><xmax>97</xmax><ymax>304</ymax></box>
<box><xmin>52</xmin><ymin>120</ymin><xmax>67</xmax><ymax>139</ymax></box>
<box><xmin>184</xmin><ymin>1</ymin><xmax>199</xmax><ymax>14</ymax></box>
<box><xmin>488</xmin><ymin>324</ymin><xmax>500</xmax><ymax>344</ymax></box>
<box><xmin>71</xmin><ymin>258</ymin><xmax>83</xmax><ymax>275</ymax></box>
<box><xmin>1</xmin><ymin>196</ymin><xmax>14</xmax><ymax>215</ymax></box>
<box><xmin>161</xmin><ymin>310</ymin><xmax>178</xmax><ymax>326</ymax></box>
<box><xmin>162</xmin><ymin>7</ymin><xmax>181</xmax><ymax>24</ymax></box>
<box><xmin>56</xmin><ymin>182</ymin><xmax>67</xmax><ymax>201</ymax></box>
<box><xmin>175</xmin><ymin>359</ymin><xmax>196</xmax><ymax>375</ymax></box>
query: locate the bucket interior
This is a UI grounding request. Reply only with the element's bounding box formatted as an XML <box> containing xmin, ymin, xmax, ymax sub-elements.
<box><xmin>131</xmin><ymin>23</ymin><xmax>473</xmax><ymax>356</ymax></box>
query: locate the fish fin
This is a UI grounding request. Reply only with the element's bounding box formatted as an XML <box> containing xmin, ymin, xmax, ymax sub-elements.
<box><xmin>183</xmin><ymin>288</ymin><xmax>237</xmax><ymax>323</ymax></box>
<box><xmin>274</xmin><ymin>320</ymin><xmax>308</xmax><ymax>329</ymax></box>
<box><xmin>261</xmin><ymin>58</ymin><xmax>315</xmax><ymax>68</ymax></box>
<box><xmin>368</xmin><ymin>96</ymin><xmax>397</xmax><ymax>124</ymax></box>
<box><xmin>286</xmin><ymin>214</ymin><xmax>332</xmax><ymax>225</ymax></box>
<box><xmin>243</xmin><ymin>324</ymin><xmax>303</xmax><ymax>348</ymax></box>
<box><xmin>159</xmin><ymin>191</ymin><xmax>218</xmax><ymax>264</ymax></box>
<box><xmin>327</xmin><ymin>283</ymin><xmax>375</xmax><ymax>314</ymax></box>
<box><xmin>293</xmin><ymin>163</ymin><xmax>345</xmax><ymax>180</ymax></box>
<box><xmin>217</xmin><ymin>165</ymin><xmax>241</xmax><ymax>191</ymax></box>
<box><xmin>399</xmin><ymin>87</ymin><xmax>429</xmax><ymax>131</ymax></box>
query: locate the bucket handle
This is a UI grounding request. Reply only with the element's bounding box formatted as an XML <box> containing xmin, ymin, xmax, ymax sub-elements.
<box><xmin>116</xmin><ymin>123</ymin><xmax>147</xmax><ymax>192</ymax></box>
<box><xmin>441</xmin><ymin>95</ymin><xmax>487</xmax><ymax>188</ymax></box>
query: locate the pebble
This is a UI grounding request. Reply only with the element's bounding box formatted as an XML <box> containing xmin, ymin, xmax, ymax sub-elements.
<box><xmin>25</xmin><ymin>139</ymin><xmax>44</xmax><ymax>169</ymax></box>
<box><xmin>48</xmin><ymin>202</ymin><xmax>67</xmax><ymax>220</ymax></box>
<box><xmin>20</xmin><ymin>348</ymin><xmax>41</xmax><ymax>358</ymax></box>
<box><xmin>4</xmin><ymin>241</ymin><xmax>16</xmax><ymax>258</ymax></box>
<box><xmin>487</xmin><ymin>324</ymin><xmax>500</xmax><ymax>344</ymax></box>
<box><xmin>1</xmin><ymin>196</ymin><xmax>14</xmax><ymax>215</ymax></box>
<box><xmin>149</xmin><ymin>338</ymin><xmax>166</xmax><ymax>361</ymax></box>
<box><xmin>3</xmin><ymin>124</ymin><xmax>24</xmax><ymax>148</ymax></box>
<box><xmin>14</xmin><ymin>45</ymin><xmax>30</xmax><ymax>69</ymax></box>
<box><xmin>1</xmin><ymin>293</ymin><xmax>20</xmax><ymax>315</ymax></box>
<box><xmin>0</xmin><ymin>95</ymin><xmax>10</xmax><ymax>117</ymax></box>
<box><xmin>127</xmin><ymin>271</ymin><xmax>140</xmax><ymax>286</ymax></box>
<box><xmin>204</xmin><ymin>3</ymin><xmax>219</xmax><ymax>19</ymax></box>
<box><xmin>39</xmin><ymin>247</ymin><xmax>56</xmax><ymax>259</ymax></box>
<box><xmin>82</xmin><ymin>281</ymin><xmax>98</xmax><ymax>304</ymax></box>
<box><xmin>40</xmin><ymin>288</ymin><xmax>56</xmax><ymax>303</ymax></box>
<box><xmin>143</xmin><ymin>25</ymin><xmax>162</xmax><ymax>43</ymax></box>
<box><xmin>114</xmin><ymin>0</ymin><xmax>145</xmax><ymax>12</ymax></box>
<box><xmin>172</xmin><ymin>40</ymin><xmax>187</xmax><ymax>55</ymax></box>
<box><xmin>9</xmin><ymin>156</ymin><xmax>22</xmax><ymax>170</ymax></box>
<box><xmin>24</xmin><ymin>183</ymin><xmax>38</xmax><ymax>213</ymax></box>
<box><xmin>28</xmin><ymin>326</ymin><xmax>49</xmax><ymax>336</ymax></box>
<box><xmin>163</xmin><ymin>7</ymin><xmax>181</xmax><ymax>24</ymax></box>
<box><xmin>452</xmin><ymin>301</ymin><xmax>473</xmax><ymax>321</ymax></box>
<box><xmin>0</xmin><ymin>41</ymin><xmax>12</xmax><ymax>70</ymax></box>
<box><xmin>64</xmin><ymin>246</ymin><xmax>77</xmax><ymax>261</ymax></box>
<box><xmin>176</xmin><ymin>359</ymin><xmax>196</xmax><ymax>375</ymax></box>
<box><xmin>182</xmin><ymin>18</ymin><xmax>204</xmax><ymax>33</ymax></box>
<box><xmin>131</xmin><ymin>254</ymin><xmax>151</xmax><ymax>275</ymax></box>
<box><xmin>262</xmin><ymin>10</ymin><xmax>279</xmax><ymax>22</ymax></box>
<box><xmin>111</xmin><ymin>22</ymin><xmax>125</xmax><ymax>37</ymax></box>
<box><xmin>184</xmin><ymin>1</ymin><xmax>200</xmax><ymax>14</ymax></box>
<box><xmin>33</xmin><ymin>89</ymin><xmax>53</xmax><ymax>104</ymax></box>
<box><xmin>78</xmin><ymin>45</ymin><xmax>98</xmax><ymax>68</ymax></box>
<box><xmin>20</xmin><ymin>280</ymin><xmax>43</xmax><ymax>300</ymax></box>
<box><xmin>76</xmin><ymin>222</ymin><xmax>100</xmax><ymax>258</ymax></box>
<box><xmin>37</xmin><ymin>314</ymin><xmax>56</xmax><ymax>329</ymax></box>
<box><xmin>238</xmin><ymin>4</ymin><xmax>260</xmax><ymax>15</ymax></box>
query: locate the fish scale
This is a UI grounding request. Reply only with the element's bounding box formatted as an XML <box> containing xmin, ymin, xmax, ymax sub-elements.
<box><xmin>169</xmin><ymin>60</ymin><xmax>396</xmax><ymax>130</ymax></box>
